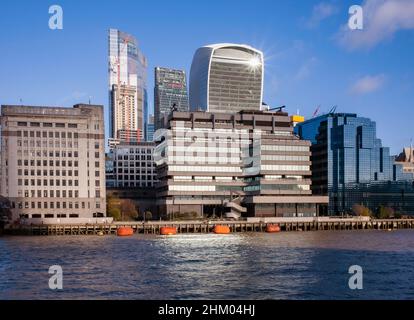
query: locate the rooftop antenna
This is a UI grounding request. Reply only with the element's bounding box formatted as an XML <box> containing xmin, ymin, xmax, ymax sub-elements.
<box><xmin>88</xmin><ymin>96</ymin><xmax>92</xmax><ymax>104</ymax></box>
<box><xmin>328</xmin><ymin>105</ymin><xmax>337</xmax><ymax>114</ymax></box>
<box><xmin>410</xmin><ymin>138</ymin><xmax>413</xmax><ymax>162</ymax></box>
<box><xmin>19</xmin><ymin>98</ymin><xmax>23</xmax><ymax>104</ymax></box>
<box><xmin>269</xmin><ymin>105</ymin><xmax>286</xmax><ymax>112</ymax></box>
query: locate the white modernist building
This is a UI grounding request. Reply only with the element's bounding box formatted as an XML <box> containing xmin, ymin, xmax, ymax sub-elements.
<box><xmin>189</xmin><ymin>43</ymin><xmax>264</xmax><ymax>113</ymax></box>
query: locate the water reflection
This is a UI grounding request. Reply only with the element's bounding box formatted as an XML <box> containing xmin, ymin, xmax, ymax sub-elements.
<box><xmin>0</xmin><ymin>230</ymin><xmax>414</xmax><ymax>299</ymax></box>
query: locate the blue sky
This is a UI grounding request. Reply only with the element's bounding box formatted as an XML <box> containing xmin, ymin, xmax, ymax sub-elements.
<box><xmin>0</xmin><ymin>0</ymin><xmax>413</xmax><ymax>154</ymax></box>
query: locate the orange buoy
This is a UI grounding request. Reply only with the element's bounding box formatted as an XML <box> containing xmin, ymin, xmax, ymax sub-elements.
<box><xmin>160</xmin><ymin>226</ymin><xmax>177</xmax><ymax>235</ymax></box>
<box><xmin>117</xmin><ymin>226</ymin><xmax>134</xmax><ymax>237</ymax></box>
<box><xmin>213</xmin><ymin>225</ymin><xmax>230</xmax><ymax>234</ymax></box>
<box><xmin>266</xmin><ymin>224</ymin><xmax>281</xmax><ymax>233</ymax></box>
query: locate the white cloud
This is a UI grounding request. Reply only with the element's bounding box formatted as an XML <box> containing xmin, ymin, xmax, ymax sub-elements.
<box><xmin>350</xmin><ymin>74</ymin><xmax>386</xmax><ymax>94</ymax></box>
<box><xmin>307</xmin><ymin>2</ymin><xmax>339</xmax><ymax>28</ymax></box>
<box><xmin>337</xmin><ymin>0</ymin><xmax>414</xmax><ymax>50</ymax></box>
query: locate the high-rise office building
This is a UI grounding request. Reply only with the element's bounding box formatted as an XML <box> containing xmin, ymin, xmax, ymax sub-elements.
<box><xmin>108</xmin><ymin>28</ymin><xmax>147</xmax><ymax>142</ymax></box>
<box><xmin>296</xmin><ymin>113</ymin><xmax>414</xmax><ymax>215</ymax></box>
<box><xmin>145</xmin><ymin>115</ymin><xmax>155</xmax><ymax>142</ymax></box>
<box><xmin>154</xmin><ymin>110</ymin><xmax>328</xmax><ymax>219</ymax></box>
<box><xmin>0</xmin><ymin>104</ymin><xmax>107</xmax><ymax>223</ymax></box>
<box><xmin>189</xmin><ymin>43</ymin><xmax>264</xmax><ymax>113</ymax></box>
<box><xmin>154</xmin><ymin>67</ymin><xmax>189</xmax><ymax>130</ymax></box>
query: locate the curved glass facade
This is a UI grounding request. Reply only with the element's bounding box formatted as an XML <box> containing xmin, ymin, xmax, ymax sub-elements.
<box><xmin>189</xmin><ymin>44</ymin><xmax>263</xmax><ymax>113</ymax></box>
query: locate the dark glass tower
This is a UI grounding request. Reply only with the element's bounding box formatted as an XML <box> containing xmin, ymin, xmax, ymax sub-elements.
<box><xmin>154</xmin><ymin>67</ymin><xmax>189</xmax><ymax>130</ymax></box>
<box><xmin>296</xmin><ymin>113</ymin><xmax>414</xmax><ymax>216</ymax></box>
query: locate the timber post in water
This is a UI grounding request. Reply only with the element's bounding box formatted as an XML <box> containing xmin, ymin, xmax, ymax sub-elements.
<box><xmin>4</xmin><ymin>218</ymin><xmax>414</xmax><ymax>236</ymax></box>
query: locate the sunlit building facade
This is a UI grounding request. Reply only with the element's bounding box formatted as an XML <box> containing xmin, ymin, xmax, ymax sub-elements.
<box><xmin>296</xmin><ymin>113</ymin><xmax>414</xmax><ymax>215</ymax></box>
<box><xmin>154</xmin><ymin>110</ymin><xmax>328</xmax><ymax>219</ymax></box>
<box><xmin>189</xmin><ymin>43</ymin><xmax>264</xmax><ymax>113</ymax></box>
<box><xmin>0</xmin><ymin>104</ymin><xmax>107</xmax><ymax>223</ymax></box>
<box><xmin>108</xmin><ymin>28</ymin><xmax>148</xmax><ymax>142</ymax></box>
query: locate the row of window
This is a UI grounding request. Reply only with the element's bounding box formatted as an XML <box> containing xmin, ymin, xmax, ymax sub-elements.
<box><xmin>16</xmin><ymin>130</ymin><xmax>79</xmax><ymax>139</ymax></box>
<box><xmin>116</xmin><ymin>175</ymin><xmax>155</xmax><ymax>181</ymax></box>
<box><xmin>22</xmin><ymin>214</ymin><xmax>81</xmax><ymax>219</ymax></box>
<box><xmin>261</xmin><ymin>145</ymin><xmax>309</xmax><ymax>152</ymax></box>
<box><xmin>112</xmin><ymin>182</ymin><xmax>155</xmax><ymax>188</ymax></box>
<box><xmin>261</xmin><ymin>155</ymin><xmax>310</xmax><ymax>162</ymax></box>
<box><xmin>17</xmin><ymin>140</ymin><xmax>79</xmax><ymax>148</ymax></box>
<box><xmin>17</xmin><ymin>160</ymin><xmax>80</xmax><ymax>167</ymax></box>
<box><xmin>169</xmin><ymin>185</ymin><xmax>216</xmax><ymax>192</ymax></box>
<box><xmin>173</xmin><ymin>176</ymin><xmax>237</xmax><ymax>181</ymax></box>
<box><xmin>261</xmin><ymin>165</ymin><xmax>310</xmax><ymax>172</ymax></box>
<box><xmin>16</xmin><ymin>150</ymin><xmax>100</xmax><ymax>158</ymax></box>
<box><xmin>13</xmin><ymin>201</ymin><xmax>100</xmax><ymax>209</ymax></box>
<box><xmin>118</xmin><ymin>148</ymin><xmax>153</xmax><ymax>154</ymax></box>
<box><xmin>18</xmin><ymin>169</ymin><xmax>81</xmax><ymax>177</ymax></box>
<box><xmin>115</xmin><ymin>161</ymin><xmax>155</xmax><ymax>168</ymax></box>
<box><xmin>18</xmin><ymin>189</ymin><xmax>80</xmax><ymax>198</ymax></box>
<box><xmin>169</xmin><ymin>156</ymin><xmax>241</xmax><ymax>164</ymax></box>
<box><xmin>16</xmin><ymin>150</ymin><xmax>81</xmax><ymax>157</ymax></box>
<box><xmin>17</xmin><ymin>122</ymin><xmax>78</xmax><ymax>128</ymax></box>
<box><xmin>18</xmin><ymin>179</ymin><xmax>80</xmax><ymax>187</ymax></box>
<box><xmin>168</xmin><ymin>165</ymin><xmax>242</xmax><ymax>173</ymax></box>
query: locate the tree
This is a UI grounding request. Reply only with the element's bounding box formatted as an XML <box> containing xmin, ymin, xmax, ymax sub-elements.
<box><xmin>378</xmin><ymin>206</ymin><xmax>394</xmax><ymax>219</ymax></box>
<box><xmin>107</xmin><ymin>208</ymin><xmax>121</xmax><ymax>221</ymax></box>
<box><xmin>144</xmin><ymin>211</ymin><xmax>153</xmax><ymax>221</ymax></box>
<box><xmin>120</xmin><ymin>199</ymin><xmax>138</xmax><ymax>221</ymax></box>
<box><xmin>352</xmin><ymin>204</ymin><xmax>372</xmax><ymax>217</ymax></box>
<box><xmin>106</xmin><ymin>194</ymin><xmax>121</xmax><ymax>220</ymax></box>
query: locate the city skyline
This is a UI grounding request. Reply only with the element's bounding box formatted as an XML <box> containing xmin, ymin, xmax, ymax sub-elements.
<box><xmin>1</xmin><ymin>0</ymin><xmax>414</xmax><ymax>154</ymax></box>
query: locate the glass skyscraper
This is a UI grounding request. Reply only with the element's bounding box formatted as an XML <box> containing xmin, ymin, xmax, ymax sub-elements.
<box><xmin>296</xmin><ymin>113</ymin><xmax>414</xmax><ymax>216</ymax></box>
<box><xmin>108</xmin><ymin>28</ymin><xmax>147</xmax><ymax>142</ymax></box>
<box><xmin>154</xmin><ymin>67</ymin><xmax>189</xmax><ymax>130</ymax></box>
<box><xmin>145</xmin><ymin>115</ymin><xmax>155</xmax><ymax>142</ymax></box>
<box><xmin>189</xmin><ymin>43</ymin><xmax>264</xmax><ymax>114</ymax></box>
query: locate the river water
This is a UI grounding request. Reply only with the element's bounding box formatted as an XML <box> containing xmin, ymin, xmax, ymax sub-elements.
<box><xmin>0</xmin><ymin>230</ymin><xmax>413</xmax><ymax>299</ymax></box>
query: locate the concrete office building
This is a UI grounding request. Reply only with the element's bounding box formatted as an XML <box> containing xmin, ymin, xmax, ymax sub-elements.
<box><xmin>189</xmin><ymin>43</ymin><xmax>264</xmax><ymax>114</ymax></box>
<box><xmin>0</xmin><ymin>104</ymin><xmax>107</xmax><ymax>223</ymax></box>
<box><xmin>154</xmin><ymin>67</ymin><xmax>189</xmax><ymax>130</ymax></box>
<box><xmin>106</xmin><ymin>141</ymin><xmax>157</xmax><ymax>188</ymax></box>
<box><xmin>154</xmin><ymin>110</ymin><xmax>328</xmax><ymax>219</ymax></box>
<box><xmin>108</xmin><ymin>28</ymin><xmax>148</xmax><ymax>142</ymax></box>
<box><xmin>296</xmin><ymin>113</ymin><xmax>414</xmax><ymax>215</ymax></box>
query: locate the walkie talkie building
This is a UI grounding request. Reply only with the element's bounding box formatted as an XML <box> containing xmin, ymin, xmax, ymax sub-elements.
<box><xmin>189</xmin><ymin>43</ymin><xmax>264</xmax><ymax>113</ymax></box>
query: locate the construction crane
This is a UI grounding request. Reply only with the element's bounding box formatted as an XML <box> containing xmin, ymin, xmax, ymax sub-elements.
<box><xmin>312</xmin><ymin>105</ymin><xmax>321</xmax><ymax>118</ymax></box>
